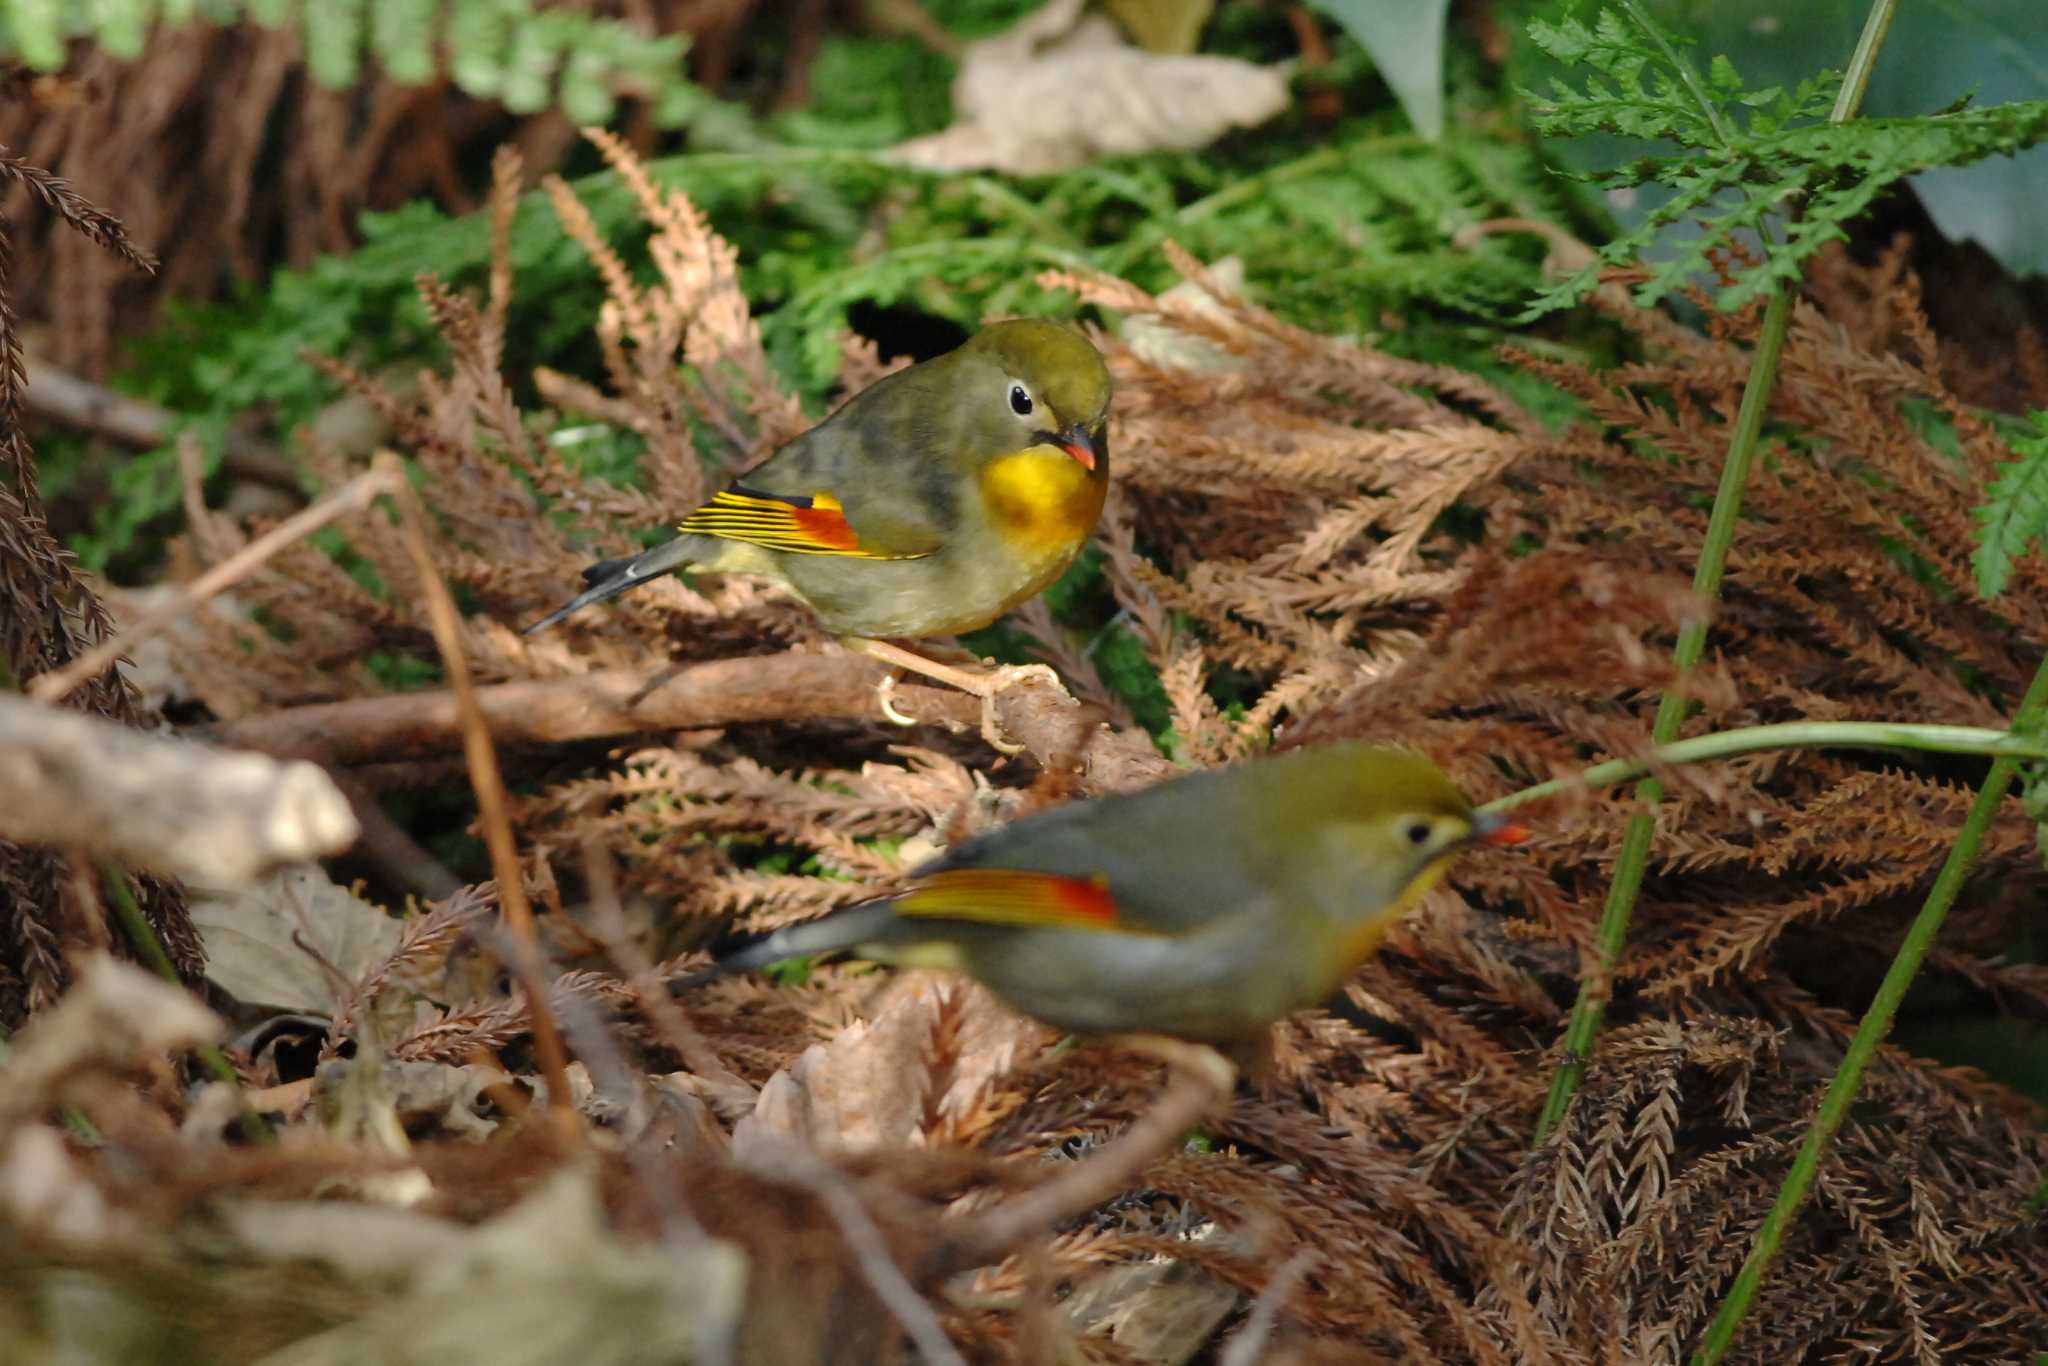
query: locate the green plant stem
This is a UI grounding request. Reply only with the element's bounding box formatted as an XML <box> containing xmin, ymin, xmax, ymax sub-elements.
<box><xmin>1532</xmin><ymin>283</ymin><xmax>1793</xmax><ymax>1142</ymax></box>
<box><xmin>1531</xmin><ymin>0</ymin><xmax>1899</xmax><ymax>1144</ymax></box>
<box><xmin>1690</xmin><ymin>651</ymin><xmax>2048</xmax><ymax>1365</ymax></box>
<box><xmin>1618</xmin><ymin>0</ymin><xmax>1736</xmax><ymax>148</ymax></box>
<box><xmin>99</xmin><ymin>863</ymin><xmax>271</xmax><ymax>1145</ymax></box>
<box><xmin>1829</xmin><ymin>0</ymin><xmax>1900</xmax><ymax>122</ymax></box>
<box><xmin>1479</xmin><ymin>721</ymin><xmax>2048</xmax><ymax>815</ymax></box>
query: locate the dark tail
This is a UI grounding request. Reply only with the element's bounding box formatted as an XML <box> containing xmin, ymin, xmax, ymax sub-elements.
<box><xmin>524</xmin><ymin>537</ymin><xmax>696</xmax><ymax>635</ymax></box>
<box><xmin>669</xmin><ymin>899</ymin><xmax>901</xmax><ymax>996</ymax></box>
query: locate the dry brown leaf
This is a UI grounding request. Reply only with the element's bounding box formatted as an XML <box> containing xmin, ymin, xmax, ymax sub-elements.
<box><xmin>191</xmin><ymin>866</ymin><xmax>401</xmax><ymax>1015</ymax></box>
<box><xmin>252</xmin><ymin>1163</ymin><xmax>748</xmax><ymax>1366</ymax></box>
<box><xmin>734</xmin><ymin>975</ymin><xmax>948</xmax><ymax>1153</ymax></box>
<box><xmin>733</xmin><ymin>976</ymin><xmax>1042</xmax><ymax>1154</ymax></box>
<box><xmin>892</xmin><ymin>0</ymin><xmax>1290</xmax><ymax>174</ymax></box>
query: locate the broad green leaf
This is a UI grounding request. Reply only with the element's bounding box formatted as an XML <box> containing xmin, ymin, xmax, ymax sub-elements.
<box><xmin>1311</xmin><ymin>0</ymin><xmax>1451</xmax><ymax>139</ymax></box>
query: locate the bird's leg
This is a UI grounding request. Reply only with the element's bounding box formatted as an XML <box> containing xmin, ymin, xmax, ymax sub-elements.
<box><xmin>1116</xmin><ymin>1035</ymin><xmax>1240</xmax><ymax>1103</ymax></box>
<box><xmin>842</xmin><ymin>637</ymin><xmax>1063</xmax><ymax>755</ymax></box>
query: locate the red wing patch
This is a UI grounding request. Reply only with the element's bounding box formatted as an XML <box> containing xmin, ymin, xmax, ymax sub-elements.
<box><xmin>894</xmin><ymin>868</ymin><xmax>1141</xmax><ymax>932</ymax></box>
<box><xmin>677</xmin><ymin>484</ymin><xmax>928</xmax><ymax>560</ymax></box>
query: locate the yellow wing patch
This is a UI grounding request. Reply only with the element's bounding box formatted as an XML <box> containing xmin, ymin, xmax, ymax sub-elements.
<box><xmin>677</xmin><ymin>485</ymin><xmax>930</xmax><ymax>560</ymax></box>
<box><xmin>895</xmin><ymin>868</ymin><xmax>1153</xmax><ymax>933</ymax></box>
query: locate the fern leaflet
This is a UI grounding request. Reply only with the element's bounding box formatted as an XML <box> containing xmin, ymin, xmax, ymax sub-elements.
<box><xmin>1974</xmin><ymin>411</ymin><xmax>2048</xmax><ymax>600</ymax></box>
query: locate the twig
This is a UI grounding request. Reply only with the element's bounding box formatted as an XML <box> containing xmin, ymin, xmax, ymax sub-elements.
<box><xmin>28</xmin><ymin>463</ymin><xmax>399</xmax><ymax>703</ymax></box>
<box><xmin>334</xmin><ymin>776</ymin><xmax>463</xmax><ymax>901</ymax></box>
<box><xmin>1217</xmin><ymin>1250</ymin><xmax>1317</xmax><ymax>1366</ymax></box>
<box><xmin>740</xmin><ymin>1138</ymin><xmax>968</xmax><ymax>1366</ymax></box>
<box><xmin>213</xmin><ymin>655</ymin><xmax>977</xmax><ymax>762</ymax></box>
<box><xmin>578</xmin><ymin>828</ymin><xmax>756</xmax><ymax>1113</ymax></box>
<box><xmin>536</xmin><ymin>960</ymin><xmax>704</xmax><ymax>1251</ymax></box>
<box><xmin>22</xmin><ymin>354</ymin><xmax>302</xmax><ymax>492</ymax></box>
<box><xmin>384</xmin><ymin>453</ymin><xmax>577</xmax><ymax>1133</ymax></box>
<box><xmin>927</xmin><ymin>1039</ymin><xmax>1235</xmax><ymax>1278</ymax></box>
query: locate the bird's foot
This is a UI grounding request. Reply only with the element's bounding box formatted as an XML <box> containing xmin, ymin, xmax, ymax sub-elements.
<box><xmin>962</xmin><ymin>662</ymin><xmax>1062</xmax><ymax>755</ymax></box>
<box><xmin>843</xmin><ymin>639</ymin><xmax>1064</xmax><ymax>754</ymax></box>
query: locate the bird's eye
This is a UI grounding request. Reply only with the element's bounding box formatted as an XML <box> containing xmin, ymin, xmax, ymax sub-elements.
<box><xmin>1405</xmin><ymin>821</ymin><xmax>1433</xmax><ymax>846</ymax></box>
<box><xmin>1009</xmin><ymin>383</ymin><xmax>1034</xmax><ymax>416</ymax></box>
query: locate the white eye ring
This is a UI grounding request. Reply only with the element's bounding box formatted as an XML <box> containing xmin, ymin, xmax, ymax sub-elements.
<box><xmin>1009</xmin><ymin>382</ymin><xmax>1034</xmax><ymax>417</ymax></box>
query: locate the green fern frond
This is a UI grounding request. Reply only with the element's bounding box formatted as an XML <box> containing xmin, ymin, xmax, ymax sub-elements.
<box><xmin>0</xmin><ymin>0</ymin><xmax>702</xmax><ymax>127</ymax></box>
<box><xmin>1974</xmin><ymin>411</ymin><xmax>2048</xmax><ymax>601</ymax></box>
<box><xmin>1521</xmin><ymin>8</ymin><xmax>2048</xmax><ymax>318</ymax></box>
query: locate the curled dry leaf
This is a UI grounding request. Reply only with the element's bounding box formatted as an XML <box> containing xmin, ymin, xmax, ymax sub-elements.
<box><xmin>892</xmin><ymin>0</ymin><xmax>1291</xmax><ymax>174</ymax></box>
<box><xmin>0</xmin><ymin>693</ymin><xmax>358</xmax><ymax>886</ymax></box>
<box><xmin>190</xmin><ymin>865</ymin><xmax>401</xmax><ymax>1015</ymax></box>
<box><xmin>733</xmin><ymin>976</ymin><xmax>1044</xmax><ymax>1155</ymax></box>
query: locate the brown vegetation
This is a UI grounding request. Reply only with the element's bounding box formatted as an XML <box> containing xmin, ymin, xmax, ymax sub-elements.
<box><xmin>4</xmin><ymin>130</ymin><xmax>2046</xmax><ymax>1361</ymax></box>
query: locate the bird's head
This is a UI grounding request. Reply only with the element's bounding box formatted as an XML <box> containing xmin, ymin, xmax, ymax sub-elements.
<box><xmin>954</xmin><ymin>318</ymin><xmax>1112</xmax><ymax>473</ymax></box>
<box><xmin>1290</xmin><ymin>745</ymin><xmax>1528</xmax><ymax>925</ymax></box>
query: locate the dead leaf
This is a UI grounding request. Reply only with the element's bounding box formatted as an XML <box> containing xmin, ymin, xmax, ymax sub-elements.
<box><xmin>218</xmin><ymin>1200</ymin><xmax>467</xmax><ymax>1282</ymax></box>
<box><xmin>1064</xmin><ymin>1223</ymin><xmax>1246</xmax><ymax>1365</ymax></box>
<box><xmin>734</xmin><ymin>976</ymin><xmax>1042</xmax><ymax>1154</ymax></box>
<box><xmin>892</xmin><ymin>0</ymin><xmax>1291</xmax><ymax>175</ymax></box>
<box><xmin>191</xmin><ymin>865</ymin><xmax>401</xmax><ymax>1015</ymax></box>
<box><xmin>1118</xmin><ymin>256</ymin><xmax>1252</xmax><ymax>374</ymax></box>
<box><xmin>251</xmin><ymin>1163</ymin><xmax>746</xmax><ymax>1366</ymax></box>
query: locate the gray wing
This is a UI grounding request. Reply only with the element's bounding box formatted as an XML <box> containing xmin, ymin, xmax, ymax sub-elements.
<box><xmin>917</xmin><ymin>765</ymin><xmax>1280</xmax><ymax>935</ymax></box>
<box><xmin>735</xmin><ymin>368</ymin><xmax>953</xmax><ymax>556</ymax></box>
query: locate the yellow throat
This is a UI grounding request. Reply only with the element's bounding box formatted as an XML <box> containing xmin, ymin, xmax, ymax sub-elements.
<box><xmin>978</xmin><ymin>445</ymin><xmax>1105</xmax><ymax>562</ymax></box>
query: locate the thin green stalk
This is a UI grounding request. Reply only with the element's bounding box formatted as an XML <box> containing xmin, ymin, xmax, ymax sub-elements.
<box><xmin>1690</xmin><ymin>652</ymin><xmax>2048</xmax><ymax>1365</ymax></box>
<box><xmin>1532</xmin><ymin>0</ymin><xmax>1899</xmax><ymax>1142</ymax></box>
<box><xmin>100</xmin><ymin>865</ymin><xmax>271</xmax><ymax>1145</ymax></box>
<box><xmin>1533</xmin><ymin>283</ymin><xmax>1793</xmax><ymax>1140</ymax></box>
<box><xmin>1618</xmin><ymin>0</ymin><xmax>1737</xmax><ymax>148</ymax></box>
<box><xmin>1479</xmin><ymin>721</ymin><xmax>2048</xmax><ymax>815</ymax></box>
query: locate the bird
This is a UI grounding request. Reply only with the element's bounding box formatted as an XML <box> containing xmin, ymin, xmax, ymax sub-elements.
<box><xmin>525</xmin><ymin>318</ymin><xmax>1113</xmax><ymax>743</ymax></box>
<box><xmin>673</xmin><ymin>744</ymin><xmax>1528</xmax><ymax>1043</ymax></box>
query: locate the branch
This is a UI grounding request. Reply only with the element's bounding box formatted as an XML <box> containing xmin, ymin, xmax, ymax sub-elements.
<box><xmin>23</xmin><ymin>354</ymin><xmax>302</xmax><ymax>493</ymax></box>
<box><xmin>0</xmin><ymin>694</ymin><xmax>358</xmax><ymax>885</ymax></box>
<box><xmin>213</xmin><ymin>652</ymin><xmax>1179</xmax><ymax>794</ymax></box>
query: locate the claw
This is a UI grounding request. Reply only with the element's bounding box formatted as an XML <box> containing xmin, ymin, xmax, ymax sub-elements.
<box><xmin>875</xmin><ymin>673</ymin><xmax>916</xmax><ymax>726</ymax></box>
<box><xmin>975</xmin><ymin>662</ymin><xmax>1061</xmax><ymax>755</ymax></box>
